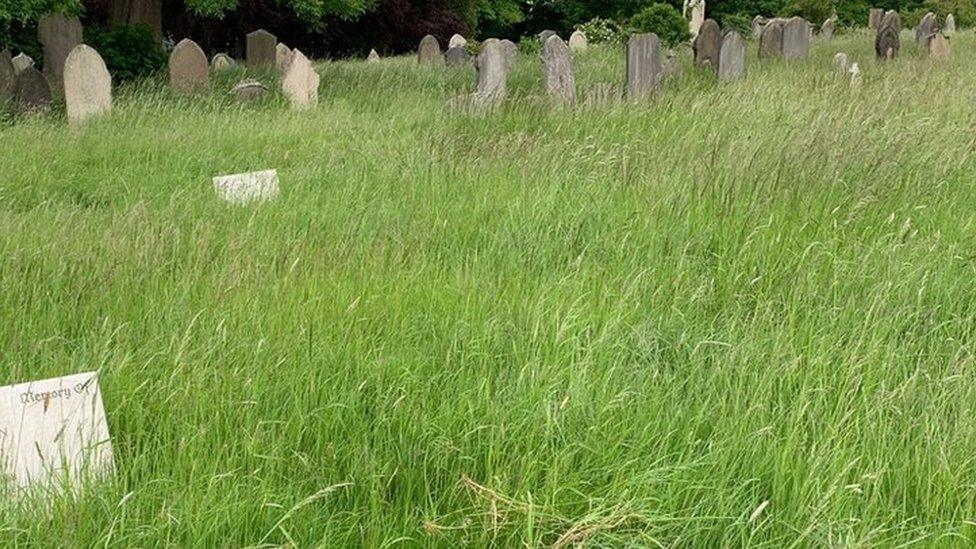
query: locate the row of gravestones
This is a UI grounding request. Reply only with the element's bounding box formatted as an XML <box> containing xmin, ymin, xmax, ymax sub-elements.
<box><xmin>692</xmin><ymin>20</ymin><xmax>747</xmax><ymax>82</ymax></box>
<box><xmin>755</xmin><ymin>16</ymin><xmax>813</xmax><ymax>60</ymax></box>
<box><xmin>872</xmin><ymin>10</ymin><xmax>951</xmax><ymax>61</ymax></box>
<box><xmin>0</xmin><ymin>14</ymin><xmax>85</xmax><ymax>113</ymax></box>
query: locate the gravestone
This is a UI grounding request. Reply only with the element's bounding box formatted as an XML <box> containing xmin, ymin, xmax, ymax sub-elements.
<box><xmin>169</xmin><ymin>39</ymin><xmax>208</xmax><ymax>93</ymax></box>
<box><xmin>37</xmin><ymin>14</ymin><xmax>82</xmax><ymax>95</ymax></box>
<box><xmin>500</xmin><ymin>40</ymin><xmax>518</xmax><ymax>70</ymax></box>
<box><xmin>213</xmin><ymin>169</ymin><xmax>279</xmax><ymax>203</ymax></box>
<box><xmin>11</xmin><ymin>53</ymin><xmax>34</xmax><ymax>74</ymax></box>
<box><xmin>718</xmin><ymin>31</ymin><xmax>745</xmax><ymax>82</ymax></box>
<box><xmin>232</xmin><ymin>79</ymin><xmax>268</xmax><ymax>102</ymax></box>
<box><xmin>833</xmin><ymin>52</ymin><xmax>849</xmax><ymax>72</ymax></box>
<box><xmin>63</xmin><ymin>45</ymin><xmax>112</xmax><ymax>124</ymax></box>
<box><xmin>868</xmin><ymin>8</ymin><xmax>883</xmax><ymax>29</ymax></box>
<box><xmin>446</xmin><ymin>46</ymin><xmax>470</xmax><ymax>67</ymax></box>
<box><xmin>276</xmin><ymin>43</ymin><xmax>292</xmax><ymax>71</ymax></box>
<box><xmin>929</xmin><ymin>33</ymin><xmax>950</xmax><ymax>59</ymax></box>
<box><xmin>13</xmin><ymin>66</ymin><xmax>51</xmax><ymax>111</ymax></box>
<box><xmin>876</xmin><ymin>12</ymin><xmax>901</xmax><ymax>60</ymax></box>
<box><xmin>246</xmin><ymin>29</ymin><xmax>277</xmax><ymax>69</ymax></box>
<box><xmin>693</xmin><ymin>19</ymin><xmax>721</xmax><ymax>71</ymax></box>
<box><xmin>849</xmin><ymin>62</ymin><xmax>860</xmax><ymax>87</ymax></box>
<box><xmin>474</xmin><ymin>38</ymin><xmax>507</xmax><ymax>108</ymax></box>
<box><xmin>542</xmin><ymin>35</ymin><xmax>575</xmax><ymax>108</ymax></box>
<box><xmin>916</xmin><ymin>12</ymin><xmax>938</xmax><ymax>45</ymax></box>
<box><xmin>945</xmin><ymin>14</ymin><xmax>955</xmax><ymax>35</ymax></box>
<box><xmin>585</xmin><ymin>83</ymin><xmax>617</xmax><ymax>107</ymax></box>
<box><xmin>626</xmin><ymin>33</ymin><xmax>662</xmax><ymax>100</ymax></box>
<box><xmin>882</xmin><ymin>10</ymin><xmax>901</xmax><ymax>33</ymax></box>
<box><xmin>0</xmin><ymin>50</ymin><xmax>13</xmax><ymax>100</ymax></box>
<box><xmin>689</xmin><ymin>0</ymin><xmax>705</xmax><ymax>38</ymax></box>
<box><xmin>418</xmin><ymin>35</ymin><xmax>443</xmax><ymax>66</ymax></box>
<box><xmin>569</xmin><ymin>30</ymin><xmax>588</xmax><ymax>51</ymax></box>
<box><xmin>281</xmin><ymin>49</ymin><xmax>319</xmax><ymax>109</ymax></box>
<box><xmin>821</xmin><ymin>18</ymin><xmax>834</xmax><ymax>39</ymax></box>
<box><xmin>449</xmin><ymin>34</ymin><xmax>467</xmax><ymax>48</ymax></box>
<box><xmin>538</xmin><ymin>30</ymin><xmax>557</xmax><ymax>44</ymax></box>
<box><xmin>367</xmin><ymin>49</ymin><xmax>380</xmax><ymax>63</ymax></box>
<box><xmin>211</xmin><ymin>53</ymin><xmax>235</xmax><ymax>71</ymax></box>
<box><xmin>752</xmin><ymin>15</ymin><xmax>767</xmax><ymax>36</ymax></box>
<box><xmin>0</xmin><ymin>372</ymin><xmax>114</xmax><ymax>491</ymax></box>
<box><xmin>781</xmin><ymin>17</ymin><xmax>810</xmax><ymax>60</ymax></box>
<box><xmin>663</xmin><ymin>50</ymin><xmax>683</xmax><ymax>80</ymax></box>
<box><xmin>759</xmin><ymin>19</ymin><xmax>784</xmax><ymax>59</ymax></box>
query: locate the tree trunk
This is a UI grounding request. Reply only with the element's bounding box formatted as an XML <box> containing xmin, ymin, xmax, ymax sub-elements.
<box><xmin>110</xmin><ymin>0</ymin><xmax>163</xmax><ymax>40</ymax></box>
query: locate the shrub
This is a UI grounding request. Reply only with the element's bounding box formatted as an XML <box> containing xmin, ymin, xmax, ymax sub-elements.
<box><xmin>722</xmin><ymin>13</ymin><xmax>753</xmax><ymax>36</ymax></box>
<box><xmin>84</xmin><ymin>25</ymin><xmax>165</xmax><ymax>83</ymax></box>
<box><xmin>575</xmin><ymin>17</ymin><xmax>625</xmax><ymax>44</ymax></box>
<box><xmin>629</xmin><ymin>3</ymin><xmax>690</xmax><ymax>47</ymax></box>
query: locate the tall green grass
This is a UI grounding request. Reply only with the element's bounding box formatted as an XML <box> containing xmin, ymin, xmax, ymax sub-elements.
<box><xmin>2</xmin><ymin>30</ymin><xmax>976</xmax><ymax>546</ymax></box>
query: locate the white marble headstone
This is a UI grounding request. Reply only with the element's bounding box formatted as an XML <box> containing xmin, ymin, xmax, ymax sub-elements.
<box><xmin>0</xmin><ymin>371</ymin><xmax>114</xmax><ymax>492</ymax></box>
<box><xmin>212</xmin><ymin>169</ymin><xmax>279</xmax><ymax>203</ymax></box>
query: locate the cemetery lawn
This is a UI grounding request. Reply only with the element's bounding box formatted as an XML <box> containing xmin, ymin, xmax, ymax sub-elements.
<box><xmin>4</xmin><ymin>31</ymin><xmax>976</xmax><ymax>546</ymax></box>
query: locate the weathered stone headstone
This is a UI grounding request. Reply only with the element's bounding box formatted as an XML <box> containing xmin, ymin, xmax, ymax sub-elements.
<box><xmin>916</xmin><ymin>12</ymin><xmax>938</xmax><ymax>49</ymax></box>
<box><xmin>781</xmin><ymin>17</ymin><xmax>810</xmax><ymax>60</ymax></box>
<box><xmin>37</xmin><ymin>14</ymin><xmax>82</xmax><ymax>95</ymax></box>
<box><xmin>752</xmin><ymin>15</ymin><xmax>768</xmax><ymax>37</ymax></box>
<box><xmin>689</xmin><ymin>0</ymin><xmax>706</xmax><ymax>38</ymax></box>
<box><xmin>367</xmin><ymin>49</ymin><xmax>380</xmax><ymax>63</ymax></box>
<box><xmin>585</xmin><ymin>83</ymin><xmax>617</xmax><ymax>107</ymax></box>
<box><xmin>169</xmin><ymin>38</ymin><xmax>208</xmax><ymax>93</ymax></box>
<box><xmin>929</xmin><ymin>33</ymin><xmax>951</xmax><ymax>59</ymax></box>
<box><xmin>833</xmin><ymin>52</ymin><xmax>849</xmax><ymax>72</ymax></box>
<box><xmin>246</xmin><ymin>29</ymin><xmax>277</xmax><ymax>69</ymax></box>
<box><xmin>276</xmin><ymin>43</ymin><xmax>292</xmax><ymax>71</ymax></box>
<box><xmin>868</xmin><ymin>8</ymin><xmax>883</xmax><ymax>29</ymax></box>
<box><xmin>446</xmin><ymin>46</ymin><xmax>470</xmax><ymax>67</ymax></box>
<box><xmin>63</xmin><ymin>45</ymin><xmax>112</xmax><ymax>125</ymax></box>
<box><xmin>626</xmin><ymin>33</ymin><xmax>662</xmax><ymax>100</ymax></box>
<box><xmin>542</xmin><ymin>35</ymin><xmax>575</xmax><ymax>108</ymax></box>
<box><xmin>474</xmin><ymin>38</ymin><xmax>507</xmax><ymax>108</ymax></box>
<box><xmin>882</xmin><ymin>10</ymin><xmax>901</xmax><ymax>33</ymax></box>
<box><xmin>448</xmin><ymin>34</ymin><xmax>467</xmax><ymax>49</ymax></box>
<box><xmin>821</xmin><ymin>18</ymin><xmax>834</xmax><ymax>39</ymax></box>
<box><xmin>875</xmin><ymin>12</ymin><xmax>900</xmax><ymax>60</ymax></box>
<box><xmin>759</xmin><ymin>19</ymin><xmax>784</xmax><ymax>59</ymax></box>
<box><xmin>945</xmin><ymin>14</ymin><xmax>956</xmax><ymax>35</ymax></box>
<box><xmin>13</xmin><ymin>66</ymin><xmax>51</xmax><ymax>111</ymax></box>
<box><xmin>232</xmin><ymin>79</ymin><xmax>268</xmax><ymax>102</ymax></box>
<box><xmin>500</xmin><ymin>40</ymin><xmax>518</xmax><ymax>70</ymax></box>
<box><xmin>538</xmin><ymin>30</ymin><xmax>557</xmax><ymax>44</ymax></box>
<box><xmin>718</xmin><ymin>31</ymin><xmax>745</xmax><ymax>82</ymax></box>
<box><xmin>693</xmin><ymin>19</ymin><xmax>721</xmax><ymax>71</ymax></box>
<box><xmin>418</xmin><ymin>35</ymin><xmax>443</xmax><ymax>66</ymax></box>
<box><xmin>11</xmin><ymin>53</ymin><xmax>34</xmax><ymax>74</ymax></box>
<box><xmin>211</xmin><ymin>53</ymin><xmax>235</xmax><ymax>71</ymax></box>
<box><xmin>281</xmin><ymin>49</ymin><xmax>318</xmax><ymax>109</ymax></box>
<box><xmin>0</xmin><ymin>50</ymin><xmax>13</xmax><ymax>101</ymax></box>
<box><xmin>663</xmin><ymin>50</ymin><xmax>683</xmax><ymax>80</ymax></box>
<box><xmin>213</xmin><ymin>169</ymin><xmax>279</xmax><ymax>203</ymax></box>
<box><xmin>849</xmin><ymin>62</ymin><xmax>861</xmax><ymax>87</ymax></box>
<box><xmin>569</xmin><ymin>30</ymin><xmax>588</xmax><ymax>51</ymax></box>
<box><xmin>0</xmin><ymin>372</ymin><xmax>114</xmax><ymax>491</ymax></box>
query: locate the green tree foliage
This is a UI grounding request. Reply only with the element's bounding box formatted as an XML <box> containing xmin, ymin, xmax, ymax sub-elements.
<box><xmin>85</xmin><ymin>24</ymin><xmax>164</xmax><ymax>81</ymax></box>
<box><xmin>629</xmin><ymin>2</ymin><xmax>689</xmax><ymax>47</ymax></box>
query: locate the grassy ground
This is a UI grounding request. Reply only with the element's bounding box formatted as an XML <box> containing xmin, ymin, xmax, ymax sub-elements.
<box><xmin>2</xmin><ymin>29</ymin><xmax>976</xmax><ymax>546</ymax></box>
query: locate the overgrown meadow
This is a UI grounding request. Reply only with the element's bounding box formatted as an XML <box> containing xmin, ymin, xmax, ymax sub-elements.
<box><xmin>2</xmin><ymin>29</ymin><xmax>976</xmax><ymax>546</ymax></box>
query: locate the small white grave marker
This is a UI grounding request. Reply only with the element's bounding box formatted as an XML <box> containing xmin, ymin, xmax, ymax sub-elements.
<box><xmin>0</xmin><ymin>371</ymin><xmax>114</xmax><ymax>492</ymax></box>
<box><xmin>212</xmin><ymin>169</ymin><xmax>279</xmax><ymax>203</ymax></box>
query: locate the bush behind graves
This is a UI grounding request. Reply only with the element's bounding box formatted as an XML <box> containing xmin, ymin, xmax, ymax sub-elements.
<box><xmin>575</xmin><ymin>17</ymin><xmax>626</xmax><ymax>45</ymax></box>
<box><xmin>85</xmin><ymin>24</ymin><xmax>165</xmax><ymax>83</ymax></box>
<box><xmin>722</xmin><ymin>13</ymin><xmax>754</xmax><ymax>36</ymax></box>
<box><xmin>629</xmin><ymin>3</ymin><xmax>690</xmax><ymax>48</ymax></box>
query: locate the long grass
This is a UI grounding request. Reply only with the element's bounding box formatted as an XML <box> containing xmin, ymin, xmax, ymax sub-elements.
<box><xmin>2</xmin><ymin>29</ymin><xmax>976</xmax><ymax>546</ymax></box>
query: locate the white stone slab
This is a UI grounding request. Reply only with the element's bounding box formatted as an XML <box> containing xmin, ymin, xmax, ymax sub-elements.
<box><xmin>212</xmin><ymin>169</ymin><xmax>279</xmax><ymax>203</ymax></box>
<box><xmin>0</xmin><ymin>371</ymin><xmax>114</xmax><ymax>492</ymax></box>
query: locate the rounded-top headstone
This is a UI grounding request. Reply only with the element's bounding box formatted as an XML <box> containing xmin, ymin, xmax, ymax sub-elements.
<box><xmin>542</xmin><ymin>35</ymin><xmax>575</xmax><ymax>108</ymax></box>
<box><xmin>821</xmin><ymin>18</ymin><xmax>834</xmax><ymax>39</ymax></box>
<box><xmin>169</xmin><ymin>38</ymin><xmax>208</xmax><ymax>93</ymax></box>
<box><xmin>718</xmin><ymin>31</ymin><xmax>745</xmax><ymax>82</ymax></box>
<box><xmin>916</xmin><ymin>12</ymin><xmax>938</xmax><ymax>45</ymax></box>
<box><xmin>63</xmin><ymin>45</ymin><xmax>112</xmax><ymax>124</ymax></box>
<box><xmin>0</xmin><ymin>50</ymin><xmax>14</xmax><ymax>100</ymax></box>
<box><xmin>211</xmin><ymin>53</ymin><xmax>236</xmax><ymax>71</ymax></box>
<box><xmin>276</xmin><ymin>43</ymin><xmax>292</xmax><ymax>71</ymax></box>
<box><xmin>626</xmin><ymin>33</ymin><xmax>662</xmax><ymax>100</ymax></box>
<box><xmin>538</xmin><ymin>30</ymin><xmax>557</xmax><ymax>44</ymax></box>
<box><xmin>833</xmin><ymin>52</ymin><xmax>849</xmax><ymax>73</ymax></box>
<box><xmin>500</xmin><ymin>39</ymin><xmax>518</xmax><ymax>70</ymax></box>
<box><xmin>448</xmin><ymin>34</ymin><xmax>467</xmax><ymax>49</ymax></box>
<box><xmin>13</xmin><ymin>66</ymin><xmax>52</xmax><ymax>111</ymax></box>
<box><xmin>781</xmin><ymin>17</ymin><xmax>811</xmax><ymax>60</ymax></box>
<box><xmin>693</xmin><ymin>19</ymin><xmax>721</xmax><ymax>70</ymax></box>
<box><xmin>445</xmin><ymin>46</ymin><xmax>470</xmax><ymax>68</ymax></box>
<box><xmin>876</xmin><ymin>12</ymin><xmax>901</xmax><ymax>60</ymax></box>
<box><xmin>11</xmin><ymin>53</ymin><xmax>34</xmax><ymax>74</ymax></box>
<box><xmin>759</xmin><ymin>19</ymin><xmax>784</xmax><ymax>59</ymax></box>
<box><xmin>37</xmin><ymin>14</ymin><xmax>83</xmax><ymax>95</ymax></box>
<box><xmin>569</xmin><ymin>30</ymin><xmax>588</xmax><ymax>51</ymax></box>
<box><xmin>418</xmin><ymin>35</ymin><xmax>443</xmax><ymax>66</ymax></box>
<box><xmin>281</xmin><ymin>49</ymin><xmax>319</xmax><ymax>109</ymax></box>
<box><xmin>945</xmin><ymin>14</ymin><xmax>956</xmax><ymax>35</ymax></box>
<box><xmin>246</xmin><ymin>29</ymin><xmax>277</xmax><ymax>69</ymax></box>
<box><xmin>881</xmin><ymin>10</ymin><xmax>901</xmax><ymax>33</ymax></box>
<box><xmin>474</xmin><ymin>38</ymin><xmax>507</xmax><ymax>107</ymax></box>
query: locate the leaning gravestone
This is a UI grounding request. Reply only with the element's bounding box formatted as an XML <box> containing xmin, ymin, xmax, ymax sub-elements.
<box><xmin>0</xmin><ymin>50</ymin><xmax>13</xmax><ymax>101</ymax></box>
<box><xmin>276</xmin><ymin>43</ymin><xmax>292</xmax><ymax>71</ymax></box>
<box><xmin>821</xmin><ymin>18</ymin><xmax>834</xmax><ymax>39</ymax></box>
<box><xmin>569</xmin><ymin>30</ymin><xmax>588</xmax><ymax>51</ymax></box>
<box><xmin>246</xmin><ymin>29</ymin><xmax>277</xmax><ymax>69</ymax></box>
<box><xmin>418</xmin><ymin>35</ymin><xmax>443</xmax><ymax>66</ymax></box>
<box><xmin>542</xmin><ymin>35</ymin><xmax>575</xmax><ymax>108</ymax></box>
<box><xmin>474</xmin><ymin>38</ymin><xmax>507</xmax><ymax>108</ymax></box>
<box><xmin>781</xmin><ymin>17</ymin><xmax>810</xmax><ymax>60</ymax></box>
<box><xmin>833</xmin><ymin>52</ymin><xmax>849</xmax><ymax>72</ymax></box>
<box><xmin>11</xmin><ymin>53</ymin><xmax>34</xmax><ymax>74</ymax></box>
<box><xmin>448</xmin><ymin>34</ymin><xmax>467</xmax><ymax>48</ymax></box>
<box><xmin>693</xmin><ymin>19</ymin><xmax>721</xmax><ymax>70</ymax></box>
<box><xmin>759</xmin><ymin>19</ymin><xmax>784</xmax><ymax>59</ymax></box>
<box><xmin>500</xmin><ymin>40</ymin><xmax>518</xmax><ymax>70</ymax></box>
<box><xmin>63</xmin><ymin>45</ymin><xmax>112</xmax><ymax>125</ymax></box>
<box><xmin>875</xmin><ymin>11</ymin><xmax>901</xmax><ymax>60</ymax></box>
<box><xmin>929</xmin><ymin>33</ymin><xmax>950</xmax><ymax>59</ymax></box>
<box><xmin>367</xmin><ymin>49</ymin><xmax>380</xmax><ymax>63</ymax></box>
<box><xmin>211</xmin><ymin>53</ymin><xmax>235</xmax><ymax>71</ymax></box>
<box><xmin>868</xmin><ymin>8</ymin><xmax>883</xmax><ymax>29</ymax></box>
<box><xmin>13</xmin><ymin>66</ymin><xmax>51</xmax><ymax>111</ymax></box>
<box><xmin>0</xmin><ymin>372</ymin><xmax>114</xmax><ymax>492</ymax></box>
<box><xmin>213</xmin><ymin>169</ymin><xmax>279</xmax><ymax>203</ymax></box>
<box><xmin>37</xmin><ymin>14</ymin><xmax>82</xmax><ymax>95</ymax></box>
<box><xmin>446</xmin><ymin>46</ymin><xmax>470</xmax><ymax>67</ymax></box>
<box><xmin>169</xmin><ymin>38</ymin><xmax>208</xmax><ymax>93</ymax></box>
<box><xmin>718</xmin><ymin>31</ymin><xmax>745</xmax><ymax>82</ymax></box>
<box><xmin>916</xmin><ymin>12</ymin><xmax>938</xmax><ymax>46</ymax></box>
<box><xmin>626</xmin><ymin>33</ymin><xmax>662</xmax><ymax>100</ymax></box>
<box><xmin>945</xmin><ymin>14</ymin><xmax>955</xmax><ymax>35</ymax></box>
<box><xmin>281</xmin><ymin>49</ymin><xmax>318</xmax><ymax>109</ymax></box>
<box><xmin>232</xmin><ymin>79</ymin><xmax>268</xmax><ymax>102</ymax></box>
